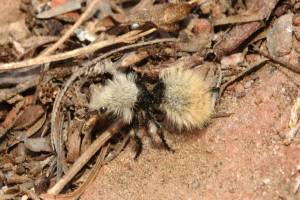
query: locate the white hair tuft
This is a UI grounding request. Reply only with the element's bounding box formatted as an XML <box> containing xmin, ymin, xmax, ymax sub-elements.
<box><xmin>89</xmin><ymin>73</ymin><xmax>138</xmax><ymax>123</ymax></box>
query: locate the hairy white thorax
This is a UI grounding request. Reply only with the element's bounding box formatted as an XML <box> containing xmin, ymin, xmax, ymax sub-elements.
<box><xmin>89</xmin><ymin>73</ymin><xmax>138</xmax><ymax>123</ymax></box>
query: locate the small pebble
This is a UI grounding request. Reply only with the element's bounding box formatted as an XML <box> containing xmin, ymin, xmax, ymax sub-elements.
<box><xmin>262</xmin><ymin>178</ymin><xmax>271</xmax><ymax>185</ymax></box>
<box><xmin>244</xmin><ymin>80</ymin><xmax>254</xmax><ymax>89</ymax></box>
<box><xmin>267</xmin><ymin>14</ymin><xmax>293</xmax><ymax>57</ymax></box>
<box><xmin>293</xmin><ymin>14</ymin><xmax>300</xmax><ymax>26</ymax></box>
<box><xmin>130</xmin><ymin>22</ymin><xmax>140</xmax><ymax>30</ymax></box>
<box><xmin>191</xmin><ymin>179</ymin><xmax>201</xmax><ymax>189</ymax></box>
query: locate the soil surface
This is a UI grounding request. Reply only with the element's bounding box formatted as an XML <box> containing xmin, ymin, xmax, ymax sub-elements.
<box><xmin>0</xmin><ymin>1</ymin><xmax>24</xmax><ymax>26</ymax></box>
<box><xmin>81</xmin><ymin>67</ymin><xmax>300</xmax><ymax>200</ymax></box>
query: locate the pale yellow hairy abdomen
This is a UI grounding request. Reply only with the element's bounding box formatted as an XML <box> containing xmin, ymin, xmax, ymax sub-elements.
<box><xmin>160</xmin><ymin>68</ymin><xmax>212</xmax><ymax>130</ymax></box>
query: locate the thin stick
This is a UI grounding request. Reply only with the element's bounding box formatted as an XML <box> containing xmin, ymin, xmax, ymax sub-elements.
<box><xmin>50</xmin><ymin>68</ymin><xmax>83</xmax><ymax>150</ymax></box>
<box><xmin>47</xmin><ymin>120</ymin><xmax>123</xmax><ymax>195</ymax></box>
<box><xmin>34</xmin><ymin>0</ymin><xmax>103</xmax><ymax>105</ymax></box>
<box><xmin>219</xmin><ymin>58</ymin><xmax>267</xmax><ymax>96</ymax></box>
<box><xmin>1</xmin><ymin>39</ymin><xmax>121</xmax><ymax>71</ymax></box>
<box><xmin>42</xmin><ymin>135</ymin><xmax>129</xmax><ymax>200</ymax></box>
<box><xmin>84</xmin><ymin>38</ymin><xmax>178</xmax><ymax>67</ymax></box>
<box><xmin>0</xmin><ymin>29</ymin><xmax>156</xmax><ymax>72</ymax></box>
<box><xmin>43</xmin><ymin>144</ymin><xmax>109</xmax><ymax>200</ymax></box>
<box><xmin>253</xmin><ymin>47</ymin><xmax>300</xmax><ymax>74</ymax></box>
<box><xmin>41</xmin><ymin>0</ymin><xmax>103</xmax><ymax>56</ymax></box>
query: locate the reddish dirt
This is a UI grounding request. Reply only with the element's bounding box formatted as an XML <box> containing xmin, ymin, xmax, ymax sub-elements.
<box><xmin>0</xmin><ymin>1</ymin><xmax>24</xmax><ymax>26</ymax></box>
<box><xmin>81</xmin><ymin>66</ymin><xmax>300</xmax><ymax>200</ymax></box>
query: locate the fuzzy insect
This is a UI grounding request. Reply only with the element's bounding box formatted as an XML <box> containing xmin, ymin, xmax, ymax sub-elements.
<box><xmin>89</xmin><ymin>67</ymin><xmax>212</xmax><ymax>158</ymax></box>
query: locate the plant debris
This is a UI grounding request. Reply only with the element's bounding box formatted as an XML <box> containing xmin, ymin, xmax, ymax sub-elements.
<box><xmin>0</xmin><ymin>0</ymin><xmax>300</xmax><ymax>199</ymax></box>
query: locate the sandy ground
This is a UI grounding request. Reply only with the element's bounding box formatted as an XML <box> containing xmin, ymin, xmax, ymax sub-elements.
<box><xmin>81</xmin><ymin>66</ymin><xmax>300</xmax><ymax>200</ymax></box>
<box><xmin>0</xmin><ymin>1</ymin><xmax>24</xmax><ymax>26</ymax></box>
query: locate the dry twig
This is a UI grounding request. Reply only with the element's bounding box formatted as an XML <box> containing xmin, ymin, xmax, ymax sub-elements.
<box><xmin>85</xmin><ymin>38</ymin><xmax>177</xmax><ymax>67</ymax></box>
<box><xmin>219</xmin><ymin>58</ymin><xmax>268</xmax><ymax>96</ymax></box>
<box><xmin>42</xmin><ymin>134</ymin><xmax>129</xmax><ymax>199</ymax></box>
<box><xmin>0</xmin><ymin>29</ymin><xmax>156</xmax><ymax>72</ymax></box>
<box><xmin>45</xmin><ymin>120</ymin><xmax>123</xmax><ymax>195</ymax></box>
<box><xmin>42</xmin><ymin>144</ymin><xmax>109</xmax><ymax>200</ymax></box>
<box><xmin>41</xmin><ymin>0</ymin><xmax>103</xmax><ymax>56</ymax></box>
<box><xmin>254</xmin><ymin>47</ymin><xmax>300</xmax><ymax>74</ymax></box>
